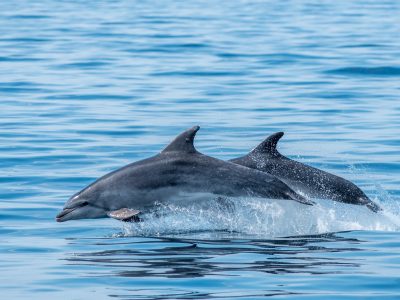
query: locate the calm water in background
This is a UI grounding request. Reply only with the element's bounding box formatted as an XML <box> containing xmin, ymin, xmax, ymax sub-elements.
<box><xmin>1</xmin><ymin>1</ymin><xmax>400</xmax><ymax>299</ymax></box>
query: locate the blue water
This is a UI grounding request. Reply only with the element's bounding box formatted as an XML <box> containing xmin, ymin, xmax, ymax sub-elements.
<box><xmin>1</xmin><ymin>1</ymin><xmax>400</xmax><ymax>299</ymax></box>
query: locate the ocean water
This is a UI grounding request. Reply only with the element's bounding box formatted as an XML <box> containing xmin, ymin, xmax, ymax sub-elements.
<box><xmin>1</xmin><ymin>0</ymin><xmax>400</xmax><ymax>299</ymax></box>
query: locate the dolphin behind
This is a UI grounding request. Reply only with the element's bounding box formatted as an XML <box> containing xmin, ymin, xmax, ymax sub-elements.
<box><xmin>230</xmin><ymin>132</ymin><xmax>381</xmax><ymax>213</ymax></box>
<box><xmin>56</xmin><ymin>127</ymin><xmax>314</xmax><ymax>223</ymax></box>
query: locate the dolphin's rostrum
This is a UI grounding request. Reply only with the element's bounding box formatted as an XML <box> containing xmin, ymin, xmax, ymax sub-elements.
<box><xmin>56</xmin><ymin>126</ymin><xmax>313</xmax><ymax>222</ymax></box>
<box><xmin>230</xmin><ymin>132</ymin><xmax>381</xmax><ymax>212</ymax></box>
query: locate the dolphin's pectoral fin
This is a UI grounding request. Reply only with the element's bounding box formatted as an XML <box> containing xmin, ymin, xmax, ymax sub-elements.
<box><xmin>107</xmin><ymin>208</ymin><xmax>141</xmax><ymax>222</ymax></box>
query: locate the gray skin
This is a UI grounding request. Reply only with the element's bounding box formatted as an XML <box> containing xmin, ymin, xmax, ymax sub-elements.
<box><xmin>56</xmin><ymin>127</ymin><xmax>314</xmax><ymax>222</ymax></box>
<box><xmin>230</xmin><ymin>132</ymin><xmax>381</xmax><ymax>212</ymax></box>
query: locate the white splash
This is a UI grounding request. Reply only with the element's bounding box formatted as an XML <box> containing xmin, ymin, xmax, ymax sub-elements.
<box><xmin>120</xmin><ymin>195</ymin><xmax>400</xmax><ymax>238</ymax></box>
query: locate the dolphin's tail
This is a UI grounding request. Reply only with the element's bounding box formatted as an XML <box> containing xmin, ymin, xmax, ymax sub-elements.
<box><xmin>270</xmin><ymin>178</ymin><xmax>315</xmax><ymax>206</ymax></box>
<box><xmin>286</xmin><ymin>190</ymin><xmax>315</xmax><ymax>206</ymax></box>
<box><xmin>360</xmin><ymin>197</ymin><xmax>382</xmax><ymax>213</ymax></box>
<box><xmin>264</xmin><ymin>177</ymin><xmax>315</xmax><ymax>205</ymax></box>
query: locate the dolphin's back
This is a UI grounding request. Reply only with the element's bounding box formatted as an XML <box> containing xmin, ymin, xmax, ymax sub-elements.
<box><xmin>171</xmin><ymin>153</ymin><xmax>313</xmax><ymax>204</ymax></box>
<box><xmin>230</xmin><ymin>132</ymin><xmax>381</xmax><ymax>212</ymax></box>
<box><xmin>114</xmin><ymin>152</ymin><xmax>314</xmax><ymax>206</ymax></box>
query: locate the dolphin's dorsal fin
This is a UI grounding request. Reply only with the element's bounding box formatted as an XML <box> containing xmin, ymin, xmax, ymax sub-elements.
<box><xmin>162</xmin><ymin>126</ymin><xmax>200</xmax><ymax>154</ymax></box>
<box><xmin>250</xmin><ymin>132</ymin><xmax>284</xmax><ymax>157</ymax></box>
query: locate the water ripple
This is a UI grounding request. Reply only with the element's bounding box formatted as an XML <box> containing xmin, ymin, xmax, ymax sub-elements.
<box><xmin>1</xmin><ymin>0</ymin><xmax>400</xmax><ymax>299</ymax></box>
<box><xmin>327</xmin><ymin>66</ymin><xmax>400</xmax><ymax>76</ymax></box>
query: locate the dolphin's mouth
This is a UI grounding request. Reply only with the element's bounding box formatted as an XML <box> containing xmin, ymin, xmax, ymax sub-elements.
<box><xmin>56</xmin><ymin>201</ymin><xmax>89</xmax><ymax>222</ymax></box>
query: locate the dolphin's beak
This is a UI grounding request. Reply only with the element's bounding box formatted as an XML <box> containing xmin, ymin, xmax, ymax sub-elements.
<box><xmin>56</xmin><ymin>207</ymin><xmax>79</xmax><ymax>222</ymax></box>
<box><xmin>56</xmin><ymin>201</ymin><xmax>90</xmax><ymax>222</ymax></box>
<box><xmin>56</xmin><ymin>202</ymin><xmax>88</xmax><ymax>222</ymax></box>
<box><xmin>55</xmin><ymin>200</ymin><xmax>108</xmax><ymax>222</ymax></box>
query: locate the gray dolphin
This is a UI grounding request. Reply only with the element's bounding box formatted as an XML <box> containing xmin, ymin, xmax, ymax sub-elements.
<box><xmin>230</xmin><ymin>132</ymin><xmax>381</xmax><ymax>212</ymax></box>
<box><xmin>56</xmin><ymin>127</ymin><xmax>313</xmax><ymax>223</ymax></box>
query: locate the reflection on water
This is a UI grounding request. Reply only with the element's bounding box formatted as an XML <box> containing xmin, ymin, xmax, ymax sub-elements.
<box><xmin>61</xmin><ymin>232</ymin><xmax>373</xmax><ymax>299</ymax></box>
<box><xmin>66</xmin><ymin>233</ymin><xmax>362</xmax><ymax>279</ymax></box>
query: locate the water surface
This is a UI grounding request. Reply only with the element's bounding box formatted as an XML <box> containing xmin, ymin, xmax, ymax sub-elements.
<box><xmin>1</xmin><ymin>1</ymin><xmax>400</xmax><ymax>299</ymax></box>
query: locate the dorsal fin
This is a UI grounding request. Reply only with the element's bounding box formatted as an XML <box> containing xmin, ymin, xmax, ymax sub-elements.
<box><xmin>162</xmin><ymin>126</ymin><xmax>200</xmax><ymax>154</ymax></box>
<box><xmin>250</xmin><ymin>132</ymin><xmax>284</xmax><ymax>157</ymax></box>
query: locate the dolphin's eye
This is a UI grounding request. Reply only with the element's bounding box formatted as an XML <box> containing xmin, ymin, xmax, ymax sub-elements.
<box><xmin>78</xmin><ymin>201</ymin><xmax>89</xmax><ymax>208</ymax></box>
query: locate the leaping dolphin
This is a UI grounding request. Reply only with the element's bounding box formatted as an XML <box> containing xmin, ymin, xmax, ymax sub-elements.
<box><xmin>56</xmin><ymin>127</ymin><xmax>313</xmax><ymax>223</ymax></box>
<box><xmin>230</xmin><ymin>132</ymin><xmax>381</xmax><ymax>212</ymax></box>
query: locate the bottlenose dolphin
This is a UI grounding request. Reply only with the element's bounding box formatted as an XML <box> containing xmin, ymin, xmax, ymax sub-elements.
<box><xmin>230</xmin><ymin>132</ymin><xmax>381</xmax><ymax>212</ymax></box>
<box><xmin>56</xmin><ymin>127</ymin><xmax>313</xmax><ymax>222</ymax></box>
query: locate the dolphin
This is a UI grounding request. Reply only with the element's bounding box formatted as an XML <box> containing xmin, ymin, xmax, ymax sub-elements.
<box><xmin>56</xmin><ymin>126</ymin><xmax>314</xmax><ymax>222</ymax></box>
<box><xmin>230</xmin><ymin>132</ymin><xmax>381</xmax><ymax>212</ymax></box>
